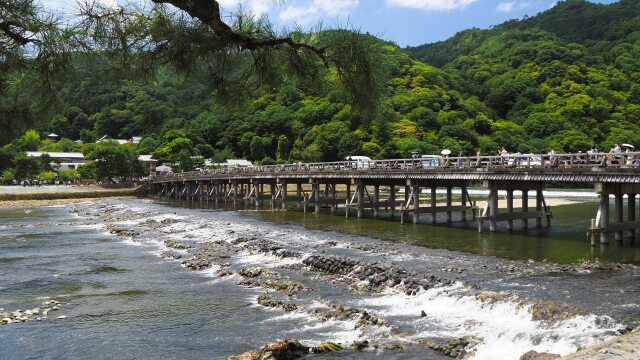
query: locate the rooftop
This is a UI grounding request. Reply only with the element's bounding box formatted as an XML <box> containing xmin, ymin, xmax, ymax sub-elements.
<box><xmin>138</xmin><ymin>155</ymin><xmax>157</xmax><ymax>162</ymax></box>
<box><xmin>26</xmin><ymin>151</ymin><xmax>85</xmax><ymax>159</ymax></box>
<box><xmin>226</xmin><ymin>159</ymin><xmax>253</xmax><ymax>167</ymax></box>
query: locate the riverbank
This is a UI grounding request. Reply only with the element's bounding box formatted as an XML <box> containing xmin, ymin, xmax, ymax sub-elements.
<box><xmin>561</xmin><ymin>330</ymin><xmax>640</xmax><ymax>359</ymax></box>
<box><xmin>0</xmin><ymin>196</ymin><xmax>138</xmax><ymax>208</ymax></box>
<box><xmin>0</xmin><ymin>184</ymin><xmax>145</xmax><ymax>201</ymax></box>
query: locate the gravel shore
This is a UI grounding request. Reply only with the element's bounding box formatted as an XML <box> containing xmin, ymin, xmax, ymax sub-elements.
<box><xmin>561</xmin><ymin>331</ymin><xmax>640</xmax><ymax>359</ymax></box>
<box><xmin>0</xmin><ymin>185</ymin><xmax>143</xmax><ymax>201</ymax></box>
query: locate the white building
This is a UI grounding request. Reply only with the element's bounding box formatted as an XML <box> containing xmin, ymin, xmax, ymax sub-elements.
<box><xmin>138</xmin><ymin>155</ymin><xmax>158</xmax><ymax>173</ymax></box>
<box><xmin>97</xmin><ymin>135</ymin><xmax>142</xmax><ymax>146</ymax></box>
<box><xmin>225</xmin><ymin>159</ymin><xmax>253</xmax><ymax>167</ymax></box>
<box><xmin>26</xmin><ymin>151</ymin><xmax>86</xmax><ymax>171</ymax></box>
<box><xmin>155</xmin><ymin>164</ymin><xmax>173</xmax><ymax>175</ymax></box>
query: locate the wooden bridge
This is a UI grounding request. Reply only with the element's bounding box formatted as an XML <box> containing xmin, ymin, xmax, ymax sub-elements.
<box><xmin>150</xmin><ymin>152</ymin><xmax>640</xmax><ymax>245</ymax></box>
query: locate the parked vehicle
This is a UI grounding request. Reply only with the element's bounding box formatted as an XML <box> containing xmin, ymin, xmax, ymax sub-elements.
<box><xmin>507</xmin><ymin>154</ymin><xmax>542</xmax><ymax>166</ymax></box>
<box><xmin>417</xmin><ymin>155</ymin><xmax>443</xmax><ymax>168</ymax></box>
<box><xmin>345</xmin><ymin>156</ymin><xmax>373</xmax><ymax>168</ymax></box>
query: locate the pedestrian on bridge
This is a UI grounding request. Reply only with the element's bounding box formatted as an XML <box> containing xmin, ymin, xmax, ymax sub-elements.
<box><xmin>500</xmin><ymin>147</ymin><xmax>508</xmax><ymax>165</ymax></box>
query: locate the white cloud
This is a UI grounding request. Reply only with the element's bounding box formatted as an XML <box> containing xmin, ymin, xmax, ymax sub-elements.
<box><xmin>279</xmin><ymin>0</ymin><xmax>358</xmax><ymax>25</ymax></box>
<box><xmin>386</xmin><ymin>0</ymin><xmax>477</xmax><ymax>11</ymax></box>
<box><xmin>496</xmin><ymin>1</ymin><xmax>516</xmax><ymax>12</ymax></box>
<box><xmin>496</xmin><ymin>1</ymin><xmax>533</xmax><ymax>12</ymax></box>
<box><xmin>218</xmin><ymin>0</ymin><xmax>274</xmax><ymax>16</ymax></box>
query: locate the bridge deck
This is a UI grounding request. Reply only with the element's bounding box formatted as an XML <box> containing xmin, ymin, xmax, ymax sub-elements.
<box><xmin>152</xmin><ymin>152</ymin><xmax>640</xmax><ymax>184</ymax></box>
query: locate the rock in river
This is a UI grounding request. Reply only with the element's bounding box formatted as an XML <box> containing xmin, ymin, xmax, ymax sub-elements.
<box><xmin>228</xmin><ymin>339</ymin><xmax>309</xmax><ymax>360</ymax></box>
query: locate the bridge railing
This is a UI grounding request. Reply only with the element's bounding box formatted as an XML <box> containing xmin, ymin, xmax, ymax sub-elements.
<box><xmin>152</xmin><ymin>151</ymin><xmax>640</xmax><ymax>181</ymax></box>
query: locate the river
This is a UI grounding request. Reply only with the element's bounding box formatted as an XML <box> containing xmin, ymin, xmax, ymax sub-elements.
<box><xmin>1</xmin><ymin>198</ymin><xmax>639</xmax><ymax>359</ymax></box>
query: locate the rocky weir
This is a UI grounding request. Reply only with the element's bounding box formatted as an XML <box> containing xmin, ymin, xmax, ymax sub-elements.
<box><xmin>68</xmin><ymin>199</ymin><xmax>639</xmax><ymax>359</ymax></box>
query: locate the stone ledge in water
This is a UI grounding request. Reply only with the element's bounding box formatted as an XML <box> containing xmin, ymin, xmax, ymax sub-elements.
<box><xmin>257</xmin><ymin>294</ymin><xmax>298</xmax><ymax>312</ymax></box>
<box><xmin>560</xmin><ymin>330</ymin><xmax>640</xmax><ymax>360</ymax></box>
<box><xmin>302</xmin><ymin>254</ymin><xmax>450</xmax><ymax>295</ymax></box>
<box><xmin>417</xmin><ymin>336</ymin><xmax>481</xmax><ymax>359</ymax></box>
<box><xmin>227</xmin><ymin>338</ymin><xmax>407</xmax><ymax>359</ymax></box>
<box><xmin>1</xmin><ymin>300</ymin><xmax>62</xmax><ymax>326</ymax></box>
<box><xmin>108</xmin><ymin>226</ymin><xmax>140</xmax><ymax>237</ymax></box>
<box><xmin>309</xmin><ymin>303</ymin><xmax>384</xmax><ymax>328</ymax></box>
<box><xmin>239</xmin><ymin>267</ymin><xmax>273</xmax><ymax>278</ymax></box>
<box><xmin>164</xmin><ymin>240</ymin><xmax>192</xmax><ymax>250</ymax></box>
<box><xmin>228</xmin><ymin>339</ymin><xmax>309</xmax><ymax>360</ymax></box>
<box><xmin>519</xmin><ymin>350</ymin><xmax>561</xmax><ymax>360</ymax></box>
<box><xmin>238</xmin><ymin>278</ymin><xmax>308</xmax><ymax>296</ymax></box>
<box><xmin>182</xmin><ymin>253</ymin><xmax>213</xmax><ymax>270</ymax></box>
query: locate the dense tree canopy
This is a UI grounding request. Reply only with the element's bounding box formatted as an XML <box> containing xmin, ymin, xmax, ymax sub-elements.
<box><xmin>1</xmin><ymin>0</ymin><xmax>639</xmax><ymax>176</ymax></box>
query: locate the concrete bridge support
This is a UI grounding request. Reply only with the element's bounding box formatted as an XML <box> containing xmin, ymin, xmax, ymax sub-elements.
<box><xmin>478</xmin><ymin>181</ymin><xmax>550</xmax><ymax>233</ymax></box>
<box><xmin>389</xmin><ymin>186</ymin><xmax>396</xmax><ymax>218</ymax></box>
<box><xmin>401</xmin><ymin>180</ymin><xmax>474</xmax><ymax>226</ymax></box>
<box><xmin>592</xmin><ymin>183</ymin><xmax>640</xmax><ymax>245</ymax></box>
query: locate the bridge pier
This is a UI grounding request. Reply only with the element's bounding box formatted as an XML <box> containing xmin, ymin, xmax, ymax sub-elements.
<box><xmin>389</xmin><ymin>186</ymin><xmax>396</xmax><ymax>218</ymax></box>
<box><xmin>489</xmin><ymin>185</ymin><xmax>498</xmax><ymax>232</ymax></box>
<box><xmin>313</xmin><ymin>180</ymin><xmax>321</xmax><ymax>214</ymax></box>
<box><xmin>478</xmin><ymin>181</ymin><xmax>550</xmax><ymax>233</ymax></box>
<box><xmin>280</xmin><ymin>181</ymin><xmax>288</xmax><ymax>210</ymax></box>
<box><xmin>592</xmin><ymin>183</ymin><xmax>640</xmax><ymax>245</ymax></box>
<box><xmin>232</xmin><ymin>181</ymin><xmax>238</xmax><ymax>205</ymax></box>
<box><xmin>357</xmin><ymin>181</ymin><xmax>365</xmax><ymax>218</ymax></box>
<box><xmin>506</xmin><ymin>189</ymin><xmax>514</xmax><ymax>231</ymax></box>
<box><xmin>401</xmin><ymin>180</ymin><xmax>474</xmax><ymax>226</ymax></box>
<box><xmin>522</xmin><ymin>189</ymin><xmax>529</xmax><ymax>230</ymax></box>
<box><xmin>446</xmin><ymin>186</ymin><xmax>452</xmax><ymax>223</ymax></box>
<box><xmin>412</xmin><ymin>184</ymin><xmax>420</xmax><ymax>224</ymax></box>
<box><xmin>630</xmin><ymin>194</ymin><xmax>636</xmax><ymax>241</ymax></box>
<box><xmin>461</xmin><ymin>185</ymin><xmax>468</xmax><ymax>221</ymax></box>
<box><xmin>373</xmin><ymin>185</ymin><xmax>380</xmax><ymax>218</ymax></box>
<box><xmin>615</xmin><ymin>194</ymin><xmax>623</xmax><ymax>242</ymax></box>
<box><xmin>430</xmin><ymin>187</ymin><xmax>436</xmax><ymax>224</ymax></box>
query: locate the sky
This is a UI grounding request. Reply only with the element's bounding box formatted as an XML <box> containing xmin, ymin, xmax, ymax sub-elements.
<box><xmin>43</xmin><ymin>0</ymin><xmax>619</xmax><ymax>47</ymax></box>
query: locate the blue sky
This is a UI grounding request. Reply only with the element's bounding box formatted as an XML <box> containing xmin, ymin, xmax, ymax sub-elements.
<box><xmin>43</xmin><ymin>0</ymin><xmax>619</xmax><ymax>47</ymax></box>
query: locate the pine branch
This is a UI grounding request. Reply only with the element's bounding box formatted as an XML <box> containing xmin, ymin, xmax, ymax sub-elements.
<box><xmin>151</xmin><ymin>0</ymin><xmax>328</xmax><ymax>64</ymax></box>
<box><xmin>0</xmin><ymin>20</ymin><xmax>36</xmax><ymax>45</ymax></box>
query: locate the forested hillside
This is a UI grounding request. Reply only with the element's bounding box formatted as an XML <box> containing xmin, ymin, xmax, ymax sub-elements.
<box><xmin>2</xmin><ymin>0</ymin><xmax>639</xmax><ymax>174</ymax></box>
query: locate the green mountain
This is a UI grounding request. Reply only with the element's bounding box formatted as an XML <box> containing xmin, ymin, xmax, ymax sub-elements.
<box><xmin>407</xmin><ymin>0</ymin><xmax>640</xmax><ymax>67</ymax></box>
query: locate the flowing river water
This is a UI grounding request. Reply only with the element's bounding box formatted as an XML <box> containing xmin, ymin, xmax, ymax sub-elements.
<box><xmin>1</xmin><ymin>198</ymin><xmax>639</xmax><ymax>359</ymax></box>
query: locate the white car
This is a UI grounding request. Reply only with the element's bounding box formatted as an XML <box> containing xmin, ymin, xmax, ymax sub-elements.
<box><xmin>345</xmin><ymin>156</ymin><xmax>373</xmax><ymax>168</ymax></box>
<box><xmin>508</xmin><ymin>154</ymin><xmax>541</xmax><ymax>166</ymax></box>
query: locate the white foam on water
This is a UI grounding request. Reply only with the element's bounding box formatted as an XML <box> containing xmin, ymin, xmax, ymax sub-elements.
<box><xmin>148</xmin><ymin>249</ymin><xmax>167</xmax><ymax>257</ymax></box>
<box><xmin>498</xmin><ymin>282</ymin><xmax>539</xmax><ymax>288</ymax></box>
<box><xmin>146</xmin><ymin>213</ymin><xmax>186</xmax><ymax>222</ymax></box>
<box><xmin>76</xmin><ymin>224</ymin><xmax>104</xmax><ymax>230</ymax></box>
<box><xmin>312</xmin><ymin>323</ymin><xmax>362</xmax><ymax>345</ymax></box>
<box><xmin>205</xmin><ymin>273</ymin><xmax>238</xmax><ymax>284</ymax></box>
<box><xmin>358</xmin><ymin>284</ymin><xmax>621</xmax><ymax>360</ymax></box>
<box><xmin>120</xmin><ymin>238</ymin><xmax>144</xmax><ymax>247</ymax></box>
<box><xmin>235</xmin><ymin>252</ymin><xmax>302</xmax><ymax>268</ymax></box>
<box><xmin>195</xmin><ymin>264</ymin><xmax>222</xmax><ymax>278</ymax></box>
<box><xmin>616</xmin><ymin>303</ymin><xmax>639</xmax><ymax>309</ymax></box>
<box><xmin>261</xmin><ymin>310</ymin><xmax>310</xmax><ymax>323</ymax></box>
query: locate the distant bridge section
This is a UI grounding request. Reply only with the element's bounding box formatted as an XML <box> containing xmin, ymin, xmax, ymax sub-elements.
<box><xmin>151</xmin><ymin>152</ymin><xmax>640</xmax><ymax>245</ymax></box>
